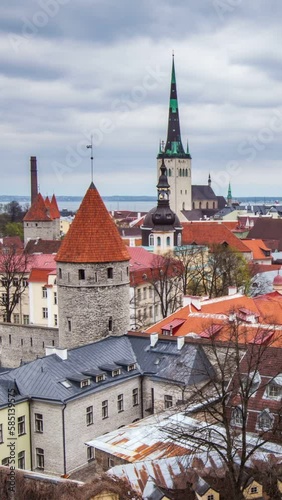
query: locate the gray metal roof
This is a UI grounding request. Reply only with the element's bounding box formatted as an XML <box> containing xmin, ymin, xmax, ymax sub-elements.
<box><xmin>0</xmin><ymin>334</ymin><xmax>214</xmax><ymax>405</ymax></box>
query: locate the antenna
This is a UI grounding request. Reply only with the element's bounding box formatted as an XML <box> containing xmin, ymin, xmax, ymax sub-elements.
<box><xmin>86</xmin><ymin>136</ymin><xmax>94</xmax><ymax>182</ymax></box>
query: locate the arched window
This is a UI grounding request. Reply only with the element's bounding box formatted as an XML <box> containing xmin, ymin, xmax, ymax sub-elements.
<box><xmin>206</xmin><ymin>202</ymin><xmax>209</xmax><ymax>209</ymax></box>
<box><xmin>182</xmin><ymin>169</ymin><xmax>185</xmax><ymax>176</ymax></box>
<box><xmin>168</xmin><ymin>168</ymin><xmax>171</xmax><ymax>177</ymax></box>
<box><xmin>199</xmin><ymin>202</ymin><xmax>202</xmax><ymax>209</ymax></box>
<box><xmin>182</xmin><ymin>202</ymin><xmax>185</xmax><ymax>210</ymax></box>
<box><xmin>149</xmin><ymin>234</ymin><xmax>154</xmax><ymax>246</ymax></box>
<box><xmin>177</xmin><ymin>233</ymin><xmax>182</xmax><ymax>246</ymax></box>
<box><xmin>166</xmin><ymin>236</ymin><xmax>171</xmax><ymax>246</ymax></box>
<box><xmin>213</xmin><ymin>201</ymin><xmax>215</xmax><ymax>209</ymax></box>
<box><xmin>185</xmin><ymin>169</ymin><xmax>188</xmax><ymax>176</ymax></box>
<box><xmin>157</xmin><ymin>236</ymin><xmax>161</xmax><ymax>247</ymax></box>
<box><xmin>179</xmin><ymin>169</ymin><xmax>181</xmax><ymax>177</ymax></box>
<box><xmin>192</xmin><ymin>202</ymin><xmax>195</xmax><ymax>209</ymax></box>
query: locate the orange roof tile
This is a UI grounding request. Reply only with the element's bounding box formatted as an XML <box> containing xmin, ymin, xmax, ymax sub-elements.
<box><xmin>29</xmin><ymin>268</ymin><xmax>55</xmax><ymax>283</ymax></box>
<box><xmin>241</xmin><ymin>239</ymin><xmax>271</xmax><ymax>260</ymax></box>
<box><xmin>23</xmin><ymin>193</ymin><xmax>52</xmax><ymax>222</ymax></box>
<box><xmin>50</xmin><ymin>194</ymin><xmax>60</xmax><ymax>219</ymax></box>
<box><xmin>56</xmin><ymin>182</ymin><xmax>130</xmax><ymax>263</ymax></box>
<box><xmin>182</xmin><ymin>222</ymin><xmax>251</xmax><ymax>253</ymax></box>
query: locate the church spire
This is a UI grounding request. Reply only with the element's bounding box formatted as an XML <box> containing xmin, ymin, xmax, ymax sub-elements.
<box><xmin>156</xmin><ymin>158</ymin><xmax>170</xmax><ymax>207</ymax></box>
<box><xmin>160</xmin><ymin>55</ymin><xmax>190</xmax><ymax>159</ymax></box>
<box><xmin>227</xmin><ymin>182</ymin><xmax>233</xmax><ymax>206</ymax></box>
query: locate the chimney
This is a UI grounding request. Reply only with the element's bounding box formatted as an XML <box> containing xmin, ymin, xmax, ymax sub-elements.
<box><xmin>150</xmin><ymin>333</ymin><xmax>158</xmax><ymax>347</ymax></box>
<box><xmin>177</xmin><ymin>337</ymin><xmax>185</xmax><ymax>350</ymax></box>
<box><xmin>45</xmin><ymin>347</ymin><xmax>68</xmax><ymax>360</ymax></box>
<box><xmin>30</xmin><ymin>156</ymin><xmax>38</xmax><ymax>205</ymax></box>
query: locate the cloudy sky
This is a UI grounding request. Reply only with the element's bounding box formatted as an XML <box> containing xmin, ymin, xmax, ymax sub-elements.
<box><xmin>2</xmin><ymin>0</ymin><xmax>282</xmax><ymax>199</ymax></box>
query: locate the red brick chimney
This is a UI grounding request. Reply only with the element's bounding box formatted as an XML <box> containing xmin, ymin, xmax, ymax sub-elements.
<box><xmin>30</xmin><ymin>156</ymin><xmax>38</xmax><ymax>205</ymax></box>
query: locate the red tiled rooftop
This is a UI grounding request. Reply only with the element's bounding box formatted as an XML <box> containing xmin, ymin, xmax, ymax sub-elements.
<box><xmin>23</xmin><ymin>193</ymin><xmax>52</xmax><ymax>222</ymax></box>
<box><xmin>242</xmin><ymin>239</ymin><xmax>271</xmax><ymax>260</ymax></box>
<box><xmin>29</xmin><ymin>268</ymin><xmax>55</xmax><ymax>283</ymax></box>
<box><xmin>182</xmin><ymin>222</ymin><xmax>251</xmax><ymax>253</ymax></box>
<box><xmin>56</xmin><ymin>183</ymin><xmax>130</xmax><ymax>263</ymax></box>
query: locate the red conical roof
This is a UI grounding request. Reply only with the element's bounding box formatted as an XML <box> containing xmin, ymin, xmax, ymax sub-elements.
<box><xmin>50</xmin><ymin>194</ymin><xmax>60</xmax><ymax>219</ymax></box>
<box><xmin>56</xmin><ymin>183</ymin><xmax>130</xmax><ymax>263</ymax></box>
<box><xmin>24</xmin><ymin>193</ymin><xmax>52</xmax><ymax>222</ymax></box>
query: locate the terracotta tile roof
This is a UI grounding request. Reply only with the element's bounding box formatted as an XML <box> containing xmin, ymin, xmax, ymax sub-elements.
<box><xmin>56</xmin><ymin>183</ymin><xmax>130</xmax><ymax>263</ymax></box>
<box><xmin>146</xmin><ymin>293</ymin><xmax>282</xmax><ymax>345</ymax></box>
<box><xmin>50</xmin><ymin>194</ymin><xmax>60</xmax><ymax>219</ymax></box>
<box><xmin>23</xmin><ymin>193</ymin><xmax>52</xmax><ymax>222</ymax></box>
<box><xmin>29</xmin><ymin>268</ymin><xmax>55</xmax><ymax>283</ymax></box>
<box><xmin>242</xmin><ymin>239</ymin><xmax>271</xmax><ymax>260</ymax></box>
<box><xmin>182</xmin><ymin>222</ymin><xmax>251</xmax><ymax>253</ymax></box>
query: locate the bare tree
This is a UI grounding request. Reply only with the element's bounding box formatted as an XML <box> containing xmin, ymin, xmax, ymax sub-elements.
<box><xmin>174</xmin><ymin>244</ymin><xmax>251</xmax><ymax>298</ymax></box>
<box><xmin>0</xmin><ymin>247</ymin><xmax>30</xmax><ymax>323</ymax></box>
<box><xmin>162</xmin><ymin>314</ymin><xmax>282</xmax><ymax>500</ymax></box>
<box><xmin>143</xmin><ymin>254</ymin><xmax>183</xmax><ymax>319</ymax></box>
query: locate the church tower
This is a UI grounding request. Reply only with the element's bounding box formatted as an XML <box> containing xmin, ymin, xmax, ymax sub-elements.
<box><xmin>157</xmin><ymin>55</ymin><xmax>192</xmax><ymax>217</ymax></box>
<box><xmin>56</xmin><ymin>182</ymin><xmax>130</xmax><ymax>349</ymax></box>
<box><xmin>142</xmin><ymin>158</ymin><xmax>182</xmax><ymax>254</ymax></box>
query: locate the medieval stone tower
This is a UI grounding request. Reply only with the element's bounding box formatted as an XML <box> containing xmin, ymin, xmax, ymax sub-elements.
<box><xmin>157</xmin><ymin>55</ymin><xmax>192</xmax><ymax>217</ymax></box>
<box><xmin>56</xmin><ymin>182</ymin><xmax>130</xmax><ymax>349</ymax></box>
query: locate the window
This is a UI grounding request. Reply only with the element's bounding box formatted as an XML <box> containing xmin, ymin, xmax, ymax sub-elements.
<box><xmin>87</xmin><ymin>446</ymin><xmax>94</xmax><ymax>461</ymax></box>
<box><xmin>54</xmin><ymin>292</ymin><xmax>57</xmax><ymax>305</ymax></box>
<box><xmin>107</xmin><ymin>267</ymin><xmax>113</xmax><ymax>279</ymax></box>
<box><xmin>35</xmin><ymin>413</ymin><xmax>43</xmax><ymax>433</ymax></box>
<box><xmin>1</xmin><ymin>279</ymin><xmax>7</xmax><ymax>287</ymax></box>
<box><xmin>207</xmin><ymin>495</ymin><xmax>214</xmax><ymax>500</ymax></box>
<box><xmin>13</xmin><ymin>278</ymin><xmax>18</xmax><ymax>287</ymax></box>
<box><xmin>149</xmin><ymin>234</ymin><xmax>154</xmax><ymax>246</ymax></box>
<box><xmin>143</xmin><ymin>287</ymin><xmax>147</xmax><ymax>300</ymax></box>
<box><xmin>96</xmin><ymin>374</ymin><xmax>105</xmax><ymax>383</ymax></box>
<box><xmin>13</xmin><ymin>313</ymin><xmax>20</xmax><ymax>324</ymax></box>
<box><xmin>78</xmin><ymin>269</ymin><xmax>85</xmax><ymax>280</ymax></box>
<box><xmin>42</xmin><ymin>287</ymin><xmax>47</xmax><ymax>298</ymax></box>
<box><xmin>22</xmin><ymin>278</ymin><xmax>28</xmax><ymax>287</ymax></box>
<box><xmin>117</xmin><ymin>394</ymin><xmax>124</xmax><ymax>412</ymax></box>
<box><xmin>112</xmin><ymin>369</ymin><xmax>121</xmax><ymax>377</ymax></box>
<box><xmin>102</xmin><ymin>400</ymin><xmax>108</xmax><ymax>419</ymax></box>
<box><xmin>67</xmin><ymin>319</ymin><xmax>72</xmax><ymax>332</ymax></box>
<box><xmin>18</xmin><ymin>451</ymin><xmax>25</xmax><ymax>469</ymax></box>
<box><xmin>266</xmin><ymin>383</ymin><xmax>281</xmax><ymax>399</ymax></box>
<box><xmin>133</xmin><ymin>388</ymin><xmax>139</xmax><ymax>406</ymax></box>
<box><xmin>149</xmin><ymin>286</ymin><xmax>153</xmax><ymax>298</ymax></box>
<box><xmin>23</xmin><ymin>315</ymin><xmax>29</xmax><ymax>325</ymax></box>
<box><xmin>0</xmin><ymin>424</ymin><xmax>3</xmax><ymax>443</ymax></box>
<box><xmin>137</xmin><ymin>289</ymin><xmax>141</xmax><ymax>301</ymax></box>
<box><xmin>166</xmin><ymin>236</ymin><xmax>171</xmax><ymax>246</ymax></box>
<box><xmin>149</xmin><ymin>306</ymin><xmax>153</xmax><ymax>318</ymax></box>
<box><xmin>54</xmin><ymin>314</ymin><xmax>58</xmax><ymax>326</ymax></box>
<box><xmin>232</xmin><ymin>407</ymin><xmax>243</xmax><ymax>426</ymax></box>
<box><xmin>108</xmin><ymin>316</ymin><xmax>113</xmax><ymax>331</ymax></box>
<box><xmin>164</xmin><ymin>395</ymin><xmax>173</xmax><ymax>409</ymax></box>
<box><xmin>2</xmin><ymin>457</ymin><xmax>9</xmax><ymax>466</ymax></box>
<box><xmin>2</xmin><ymin>293</ymin><xmax>7</xmax><ymax>303</ymax></box>
<box><xmin>258</xmin><ymin>409</ymin><xmax>273</xmax><ymax>430</ymax></box>
<box><xmin>250</xmin><ymin>486</ymin><xmax>258</xmax><ymax>494</ymax></box>
<box><xmin>108</xmin><ymin>457</ymin><xmax>114</xmax><ymax>468</ymax></box>
<box><xmin>58</xmin><ymin>268</ymin><xmax>62</xmax><ymax>279</ymax></box>
<box><xmin>157</xmin><ymin>236</ymin><xmax>161</xmax><ymax>247</ymax></box>
<box><xmin>42</xmin><ymin>307</ymin><xmax>48</xmax><ymax>319</ymax></box>
<box><xmin>81</xmin><ymin>379</ymin><xmax>90</xmax><ymax>388</ymax></box>
<box><xmin>8</xmin><ymin>334</ymin><xmax>11</xmax><ymax>344</ymax></box>
<box><xmin>86</xmin><ymin>406</ymin><xmax>93</xmax><ymax>426</ymax></box>
<box><xmin>18</xmin><ymin>415</ymin><xmax>26</xmax><ymax>436</ymax></box>
<box><xmin>36</xmin><ymin>448</ymin><xmax>44</xmax><ymax>470</ymax></box>
<box><xmin>30</xmin><ymin>337</ymin><xmax>33</xmax><ymax>347</ymax></box>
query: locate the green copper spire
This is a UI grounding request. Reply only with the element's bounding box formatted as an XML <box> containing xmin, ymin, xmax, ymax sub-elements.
<box><xmin>227</xmin><ymin>182</ymin><xmax>232</xmax><ymax>200</ymax></box>
<box><xmin>158</xmin><ymin>55</ymin><xmax>191</xmax><ymax>159</ymax></box>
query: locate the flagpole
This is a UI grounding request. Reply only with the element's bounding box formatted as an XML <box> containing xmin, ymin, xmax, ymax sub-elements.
<box><xmin>86</xmin><ymin>136</ymin><xmax>93</xmax><ymax>182</ymax></box>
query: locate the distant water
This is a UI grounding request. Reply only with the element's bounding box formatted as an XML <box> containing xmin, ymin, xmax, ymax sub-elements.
<box><xmin>58</xmin><ymin>200</ymin><xmax>156</xmax><ymax>213</ymax></box>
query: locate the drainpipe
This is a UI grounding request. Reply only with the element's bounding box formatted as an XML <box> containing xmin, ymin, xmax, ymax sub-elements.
<box><xmin>28</xmin><ymin>400</ymin><xmax>33</xmax><ymax>470</ymax></box>
<box><xmin>62</xmin><ymin>403</ymin><xmax>67</xmax><ymax>475</ymax></box>
<box><xmin>141</xmin><ymin>377</ymin><xmax>144</xmax><ymax>419</ymax></box>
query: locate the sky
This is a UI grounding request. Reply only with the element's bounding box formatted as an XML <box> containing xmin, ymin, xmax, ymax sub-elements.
<box><xmin>1</xmin><ymin>0</ymin><xmax>282</xmax><ymax>199</ymax></box>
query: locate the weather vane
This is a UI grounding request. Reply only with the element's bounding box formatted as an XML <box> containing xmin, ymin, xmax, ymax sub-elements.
<box><xmin>86</xmin><ymin>136</ymin><xmax>94</xmax><ymax>182</ymax></box>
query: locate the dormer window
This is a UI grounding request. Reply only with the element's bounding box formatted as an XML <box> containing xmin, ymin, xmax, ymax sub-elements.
<box><xmin>258</xmin><ymin>409</ymin><xmax>274</xmax><ymax>431</ymax></box>
<box><xmin>80</xmin><ymin>379</ymin><xmax>90</xmax><ymax>388</ymax></box>
<box><xmin>127</xmin><ymin>363</ymin><xmax>136</xmax><ymax>372</ymax></box>
<box><xmin>112</xmin><ymin>369</ymin><xmax>121</xmax><ymax>377</ymax></box>
<box><xmin>96</xmin><ymin>374</ymin><xmax>106</xmax><ymax>383</ymax></box>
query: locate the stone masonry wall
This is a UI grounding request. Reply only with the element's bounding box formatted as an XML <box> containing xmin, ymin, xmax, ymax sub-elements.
<box><xmin>57</xmin><ymin>261</ymin><xmax>130</xmax><ymax>348</ymax></box>
<box><xmin>0</xmin><ymin>323</ymin><xmax>59</xmax><ymax>368</ymax></box>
